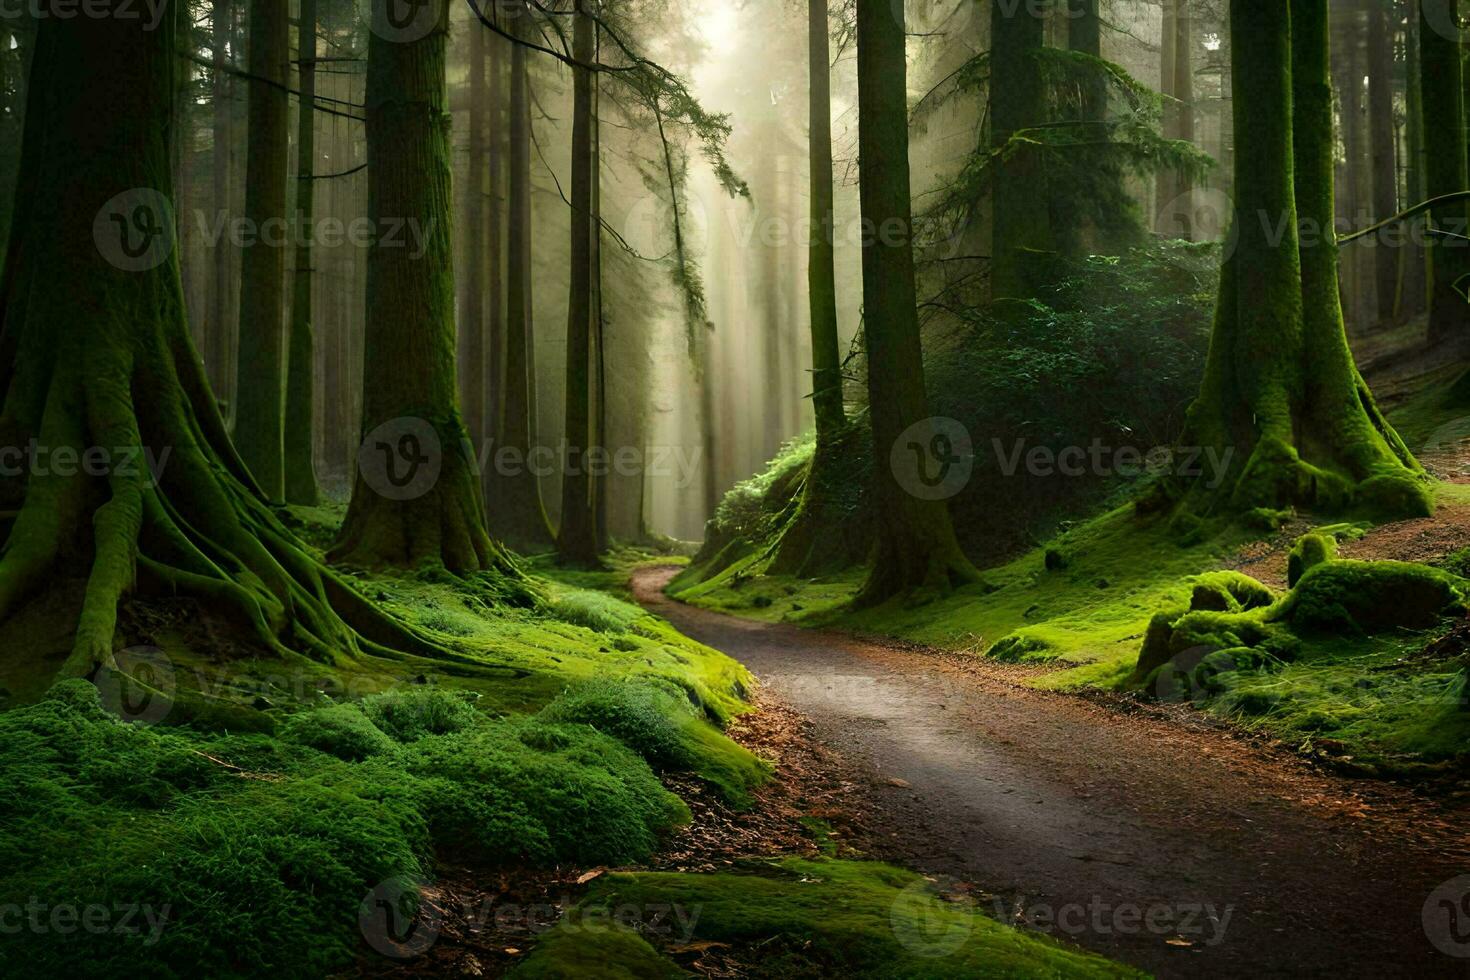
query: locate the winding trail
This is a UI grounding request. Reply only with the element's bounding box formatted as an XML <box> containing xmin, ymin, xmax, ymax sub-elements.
<box><xmin>632</xmin><ymin>567</ymin><xmax>1469</xmax><ymax>979</ymax></box>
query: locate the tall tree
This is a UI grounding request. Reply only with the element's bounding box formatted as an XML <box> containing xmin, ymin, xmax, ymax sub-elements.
<box><xmin>331</xmin><ymin>0</ymin><xmax>516</xmax><ymax>574</ymax></box>
<box><xmin>0</xmin><ymin>3</ymin><xmax>453</xmax><ymax>678</ymax></box>
<box><xmin>208</xmin><ymin>0</ymin><xmax>236</xmax><ymax>405</ymax></box>
<box><xmin>853</xmin><ymin>0</ymin><xmax>980</xmax><ymax>604</ymax></box>
<box><xmin>990</xmin><ymin>0</ymin><xmax>1050</xmax><ymax>299</ymax></box>
<box><xmin>489</xmin><ymin>13</ymin><xmax>554</xmax><ymax>552</ymax></box>
<box><xmin>285</xmin><ymin>0</ymin><xmax>320</xmax><ymax>505</ymax></box>
<box><xmin>1159</xmin><ymin>0</ymin><xmax>1427</xmax><ymax>520</ymax></box>
<box><xmin>233</xmin><ymin>0</ymin><xmax>290</xmax><ymax>500</ymax></box>
<box><xmin>1419</xmin><ymin>0</ymin><xmax>1469</xmax><ymax>344</ymax></box>
<box><xmin>459</xmin><ymin>9</ymin><xmax>488</xmax><ymax>463</ymax></box>
<box><xmin>771</xmin><ymin>0</ymin><xmax>848</xmax><ymax>575</ymax></box>
<box><xmin>1402</xmin><ymin>1</ymin><xmax>1428</xmax><ymax>317</ymax></box>
<box><xmin>1368</xmin><ymin>1</ymin><xmax>1399</xmax><ymax>321</ymax></box>
<box><xmin>557</xmin><ymin>4</ymin><xmax>599</xmax><ymax>564</ymax></box>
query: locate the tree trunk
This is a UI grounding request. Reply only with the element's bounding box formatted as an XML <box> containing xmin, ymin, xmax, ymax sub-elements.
<box><xmin>490</xmin><ymin>15</ymin><xmax>554</xmax><ymax>551</ymax></box>
<box><xmin>1171</xmin><ymin>0</ymin><xmax>1195</xmax><ymax>239</ymax></box>
<box><xmin>285</xmin><ymin>0</ymin><xmax>320</xmax><ymax>505</ymax></box>
<box><xmin>1067</xmin><ymin>0</ymin><xmax>1105</xmax><ymax>122</ymax></box>
<box><xmin>1420</xmin><ymin>0</ymin><xmax>1470</xmax><ymax>345</ymax></box>
<box><xmin>233</xmin><ymin>0</ymin><xmax>290</xmax><ymax>501</ymax></box>
<box><xmin>1156</xmin><ymin>0</ymin><xmax>1180</xmax><ymax>231</ymax></box>
<box><xmin>458</xmin><ymin>13</ymin><xmax>487</xmax><ymax>464</ymax></box>
<box><xmin>990</xmin><ymin>0</ymin><xmax>1051</xmax><ymax>299</ymax></box>
<box><xmin>0</xmin><ymin>6</ymin><xmax>471</xmax><ymax>681</ymax></box>
<box><xmin>854</xmin><ymin>0</ymin><xmax>980</xmax><ymax>605</ymax></box>
<box><xmin>771</xmin><ymin>0</ymin><xmax>849</xmax><ymax>576</ymax></box>
<box><xmin>484</xmin><ymin>31</ymin><xmax>506</xmax><ymax>454</ymax></box>
<box><xmin>1368</xmin><ymin>3</ymin><xmax>1399</xmax><ymax>323</ymax></box>
<box><xmin>331</xmin><ymin>0</ymin><xmax>516</xmax><ymax>575</ymax></box>
<box><xmin>209</xmin><ymin>0</ymin><xmax>235</xmax><ymax>409</ymax></box>
<box><xmin>557</xmin><ymin>6</ymin><xmax>599</xmax><ymax>565</ymax></box>
<box><xmin>1403</xmin><ymin>1</ymin><xmax>1428</xmax><ymax>318</ymax></box>
<box><xmin>1162</xmin><ymin>0</ymin><xmax>1427</xmax><ymax>521</ymax></box>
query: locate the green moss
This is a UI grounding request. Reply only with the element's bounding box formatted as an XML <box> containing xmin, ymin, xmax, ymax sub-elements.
<box><xmin>0</xmin><ymin>679</ymin><xmax>697</xmax><ymax>977</ymax></box>
<box><xmin>1286</xmin><ymin>533</ymin><xmax>1336</xmax><ymax>588</ymax></box>
<box><xmin>363</xmin><ymin>686</ymin><xmax>481</xmax><ymax>741</ymax></box>
<box><xmin>514</xmin><ymin>859</ymin><xmax>1140</xmax><ymax>979</ymax></box>
<box><xmin>278</xmin><ymin>702</ymin><xmax>399</xmax><ymax>760</ymax></box>
<box><xmin>1188</xmin><ymin>571</ymin><xmax>1276</xmax><ymax>612</ymax></box>
<box><xmin>1277</xmin><ymin>560</ymin><xmax>1467</xmax><ymax>634</ymax></box>
<box><xmin>512</xmin><ymin>923</ymin><xmax>685</xmax><ymax>979</ymax></box>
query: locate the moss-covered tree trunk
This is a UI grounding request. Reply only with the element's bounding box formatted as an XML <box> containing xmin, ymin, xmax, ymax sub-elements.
<box><xmin>285</xmin><ymin>0</ymin><xmax>320</xmax><ymax>506</ymax></box>
<box><xmin>771</xmin><ymin>0</ymin><xmax>849</xmax><ymax>576</ymax></box>
<box><xmin>0</xmin><ymin>6</ymin><xmax>460</xmax><ymax>680</ymax></box>
<box><xmin>557</xmin><ymin>5</ymin><xmax>599</xmax><ymax>565</ymax></box>
<box><xmin>1420</xmin><ymin>0</ymin><xmax>1470</xmax><ymax>345</ymax></box>
<box><xmin>233</xmin><ymin>0</ymin><xmax>289</xmax><ymax>501</ymax></box>
<box><xmin>853</xmin><ymin>0</ymin><xmax>980</xmax><ymax>605</ymax></box>
<box><xmin>331</xmin><ymin>0</ymin><xmax>516</xmax><ymax>575</ymax></box>
<box><xmin>990</xmin><ymin>0</ymin><xmax>1051</xmax><ymax>299</ymax></box>
<box><xmin>1162</xmin><ymin>0</ymin><xmax>1427</xmax><ymax>522</ymax></box>
<box><xmin>489</xmin><ymin>17</ymin><xmax>554</xmax><ymax>552</ymax></box>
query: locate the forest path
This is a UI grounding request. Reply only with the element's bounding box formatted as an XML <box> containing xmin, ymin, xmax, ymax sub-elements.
<box><xmin>631</xmin><ymin>566</ymin><xmax>1469</xmax><ymax>980</ymax></box>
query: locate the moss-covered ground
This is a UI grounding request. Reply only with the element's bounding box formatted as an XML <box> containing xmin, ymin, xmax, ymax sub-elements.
<box><xmin>511</xmin><ymin>859</ymin><xmax>1143</xmax><ymax>979</ymax></box>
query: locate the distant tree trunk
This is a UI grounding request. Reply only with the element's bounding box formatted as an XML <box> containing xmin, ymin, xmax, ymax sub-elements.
<box><xmin>1156</xmin><ymin>0</ymin><xmax>1180</xmax><ymax>230</ymax></box>
<box><xmin>1161</xmin><ymin>0</ymin><xmax>1427</xmax><ymax>520</ymax></box>
<box><xmin>590</xmin><ymin>40</ymin><xmax>609</xmax><ymax>551</ymax></box>
<box><xmin>331</xmin><ymin>0</ymin><xmax>515</xmax><ymax>575</ymax></box>
<box><xmin>772</xmin><ymin>0</ymin><xmax>849</xmax><ymax>576</ymax></box>
<box><xmin>1402</xmin><ymin>1</ymin><xmax>1427</xmax><ymax>318</ymax></box>
<box><xmin>458</xmin><ymin>15</ymin><xmax>487</xmax><ymax>462</ymax></box>
<box><xmin>558</xmin><ymin>5</ymin><xmax>599</xmax><ymax>564</ymax></box>
<box><xmin>1171</xmin><ymin>0</ymin><xmax>1195</xmax><ymax>239</ymax></box>
<box><xmin>854</xmin><ymin>0</ymin><xmax>980</xmax><ymax>605</ymax></box>
<box><xmin>990</xmin><ymin>0</ymin><xmax>1051</xmax><ymax>299</ymax></box>
<box><xmin>209</xmin><ymin>0</ymin><xmax>235</xmax><ymax>406</ymax></box>
<box><xmin>1368</xmin><ymin>3</ymin><xmax>1400</xmax><ymax>322</ymax></box>
<box><xmin>233</xmin><ymin>0</ymin><xmax>290</xmax><ymax>501</ymax></box>
<box><xmin>1067</xmin><ymin>0</ymin><xmax>1105</xmax><ymax>122</ymax></box>
<box><xmin>485</xmin><ymin>31</ymin><xmax>506</xmax><ymax>452</ymax></box>
<box><xmin>1420</xmin><ymin>0</ymin><xmax>1470</xmax><ymax>345</ymax></box>
<box><xmin>0</xmin><ymin>5</ymin><xmax>453</xmax><ymax>678</ymax></box>
<box><xmin>285</xmin><ymin>0</ymin><xmax>319</xmax><ymax>505</ymax></box>
<box><xmin>490</xmin><ymin>15</ymin><xmax>554</xmax><ymax>551</ymax></box>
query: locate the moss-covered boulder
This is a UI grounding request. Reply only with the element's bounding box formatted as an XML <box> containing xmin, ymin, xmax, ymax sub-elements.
<box><xmin>1189</xmin><ymin>571</ymin><xmax>1276</xmax><ymax>612</ymax></box>
<box><xmin>1286</xmin><ymin>532</ymin><xmax>1337</xmax><ymax>588</ymax></box>
<box><xmin>1130</xmin><ymin>604</ymin><xmax>1295</xmax><ymax>688</ymax></box>
<box><xmin>1276</xmin><ymin>560</ymin><xmax>1468</xmax><ymax>634</ymax></box>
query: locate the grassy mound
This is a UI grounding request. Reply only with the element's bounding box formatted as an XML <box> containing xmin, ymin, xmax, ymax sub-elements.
<box><xmin>511</xmin><ymin>859</ymin><xmax>1141</xmax><ymax>979</ymax></box>
<box><xmin>0</xmin><ymin>681</ymin><xmax>700</xmax><ymax>977</ymax></box>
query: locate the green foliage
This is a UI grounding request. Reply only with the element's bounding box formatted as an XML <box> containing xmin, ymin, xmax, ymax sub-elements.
<box><xmin>513</xmin><ymin>859</ymin><xmax>1141</xmax><ymax>979</ymax></box>
<box><xmin>0</xmin><ymin>678</ymin><xmax>697</xmax><ymax>977</ymax></box>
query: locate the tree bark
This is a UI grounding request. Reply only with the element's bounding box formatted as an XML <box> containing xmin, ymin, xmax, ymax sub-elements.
<box><xmin>1171</xmin><ymin>0</ymin><xmax>1195</xmax><ymax>239</ymax></box>
<box><xmin>854</xmin><ymin>0</ymin><xmax>980</xmax><ymax>605</ymax></box>
<box><xmin>1420</xmin><ymin>0</ymin><xmax>1470</xmax><ymax>345</ymax></box>
<box><xmin>331</xmin><ymin>0</ymin><xmax>516</xmax><ymax>575</ymax></box>
<box><xmin>459</xmin><ymin>12</ymin><xmax>487</xmax><ymax>464</ymax></box>
<box><xmin>489</xmin><ymin>13</ymin><xmax>554</xmax><ymax>551</ymax></box>
<box><xmin>557</xmin><ymin>5</ymin><xmax>599</xmax><ymax>564</ymax></box>
<box><xmin>1162</xmin><ymin>0</ymin><xmax>1427</xmax><ymax>521</ymax></box>
<box><xmin>233</xmin><ymin>0</ymin><xmax>290</xmax><ymax>501</ymax></box>
<box><xmin>208</xmin><ymin>0</ymin><xmax>235</xmax><ymax>406</ymax></box>
<box><xmin>990</xmin><ymin>0</ymin><xmax>1051</xmax><ymax>299</ymax></box>
<box><xmin>284</xmin><ymin>0</ymin><xmax>320</xmax><ymax>505</ymax></box>
<box><xmin>1368</xmin><ymin>3</ymin><xmax>1399</xmax><ymax>322</ymax></box>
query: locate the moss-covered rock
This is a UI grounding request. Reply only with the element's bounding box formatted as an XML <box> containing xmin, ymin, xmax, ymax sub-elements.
<box><xmin>1286</xmin><ymin>532</ymin><xmax>1337</xmax><ymax>588</ymax></box>
<box><xmin>1189</xmin><ymin>571</ymin><xmax>1276</xmax><ymax>612</ymax></box>
<box><xmin>1277</xmin><ymin>560</ymin><xmax>1468</xmax><ymax>634</ymax></box>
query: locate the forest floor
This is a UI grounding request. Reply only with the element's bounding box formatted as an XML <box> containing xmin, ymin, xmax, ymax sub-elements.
<box><xmin>631</xmin><ymin>566</ymin><xmax>1469</xmax><ymax>979</ymax></box>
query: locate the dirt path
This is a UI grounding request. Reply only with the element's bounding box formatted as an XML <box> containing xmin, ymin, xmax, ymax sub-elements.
<box><xmin>632</xmin><ymin>567</ymin><xmax>1470</xmax><ymax>979</ymax></box>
